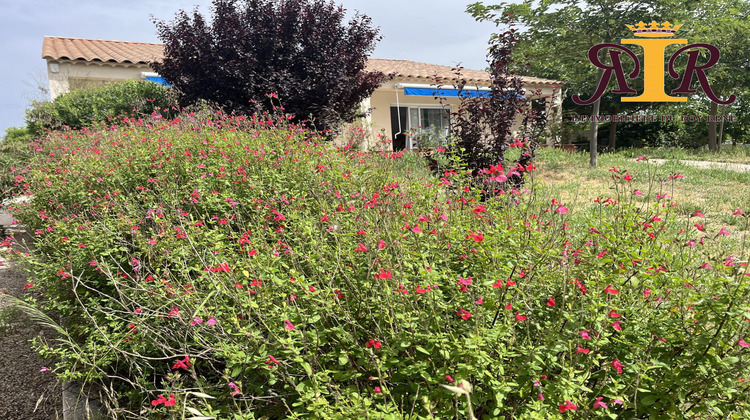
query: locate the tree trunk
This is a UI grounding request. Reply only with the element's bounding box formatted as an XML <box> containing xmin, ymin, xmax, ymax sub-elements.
<box><xmin>708</xmin><ymin>101</ymin><xmax>718</xmax><ymax>151</ymax></box>
<box><xmin>718</xmin><ymin>104</ymin><xmax>726</xmax><ymax>149</ymax></box>
<box><xmin>589</xmin><ymin>68</ymin><xmax>604</xmax><ymax>167</ymax></box>
<box><xmin>608</xmin><ymin>120</ymin><xmax>617</xmax><ymax>150</ymax></box>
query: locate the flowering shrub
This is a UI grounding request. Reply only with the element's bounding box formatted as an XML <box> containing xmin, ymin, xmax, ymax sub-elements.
<box><xmin>8</xmin><ymin>110</ymin><xmax>750</xmax><ymax>418</ymax></box>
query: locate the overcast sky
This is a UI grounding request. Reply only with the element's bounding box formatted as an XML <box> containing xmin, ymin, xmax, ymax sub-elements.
<box><xmin>0</xmin><ymin>0</ymin><xmax>500</xmax><ymax>134</ymax></box>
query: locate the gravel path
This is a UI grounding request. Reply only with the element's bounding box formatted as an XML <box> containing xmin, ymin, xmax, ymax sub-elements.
<box><xmin>646</xmin><ymin>158</ymin><xmax>750</xmax><ymax>173</ymax></box>
<box><xmin>0</xmin><ymin>223</ymin><xmax>62</xmax><ymax>419</ymax></box>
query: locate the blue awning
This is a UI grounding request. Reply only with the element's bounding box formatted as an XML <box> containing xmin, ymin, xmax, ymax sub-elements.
<box><xmin>145</xmin><ymin>76</ymin><xmax>171</xmax><ymax>87</ymax></box>
<box><xmin>403</xmin><ymin>87</ymin><xmax>489</xmax><ymax>97</ymax></box>
<box><xmin>402</xmin><ymin>87</ymin><xmax>523</xmax><ymax>98</ymax></box>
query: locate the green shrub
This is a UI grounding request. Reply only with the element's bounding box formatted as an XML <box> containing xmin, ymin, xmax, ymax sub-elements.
<box><xmin>25</xmin><ymin>80</ymin><xmax>177</xmax><ymax>132</ymax></box>
<box><xmin>8</xmin><ymin>111</ymin><xmax>750</xmax><ymax>419</ymax></box>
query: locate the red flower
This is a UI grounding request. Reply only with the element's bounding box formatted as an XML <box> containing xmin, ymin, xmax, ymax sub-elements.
<box><xmin>354</xmin><ymin>243</ymin><xmax>368</xmax><ymax>252</ymax></box>
<box><xmin>457</xmin><ymin>309</ymin><xmax>472</xmax><ymax>320</ymax></box>
<box><xmin>377</xmin><ymin>240</ymin><xmax>387</xmax><ymax>249</ymax></box>
<box><xmin>284</xmin><ymin>320</ymin><xmax>295</xmax><ymax>330</ymax></box>
<box><xmin>366</xmin><ymin>339</ymin><xmax>382</xmax><ymax>349</ymax></box>
<box><xmin>515</xmin><ymin>312</ymin><xmax>527</xmax><ymax>322</ymax></box>
<box><xmin>151</xmin><ymin>394</ymin><xmax>176</xmax><ymax>407</ymax></box>
<box><xmin>172</xmin><ymin>356</ymin><xmax>191</xmax><ymax>370</ymax></box>
<box><xmin>465</xmin><ymin>230</ymin><xmax>484</xmax><ymax>242</ymax></box>
<box><xmin>374</xmin><ymin>269</ymin><xmax>392</xmax><ymax>280</ymax></box>
<box><xmin>608</xmin><ymin>309</ymin><xmax>621</xmax><ymax>318</ymax></box>
<box><xmin>547</xmin><ymin>297</ymin><xmax>556</xmax><ymax>307</ymax></box>
<box><xmin>576</xmin><ymin>345</ymin><xmax>590</xmax><ymax>354</ymax></box>
<box><xmin>209</xmin><ymin>262</ymin><xmax>231</xmax><ymax>272</ymax></box>
<box><xmin>603</xmin><ymin>284</ymin><xmax>619</xmax><ymax>295</ymax></box>
<box><xmin>558</xmin><ymin>400</ymin><xmax>578</xmax><ymax>413</ymax></box>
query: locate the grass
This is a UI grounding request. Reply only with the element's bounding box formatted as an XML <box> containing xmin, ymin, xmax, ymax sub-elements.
<box><xmin>533</xmin><ymin>147</ymin><xmax>750</xmax><ymax>232</ymax></box>
<box><xmin>615</xmin><ymin>145</ymin><xmax>750</xmax><ymax>164</ymax></box>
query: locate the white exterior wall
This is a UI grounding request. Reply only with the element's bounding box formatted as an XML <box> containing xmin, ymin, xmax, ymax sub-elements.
<box><xmin>46</xmin><ymin>60</ymin><xmax>153</xmax><ymax>100</ymax></box>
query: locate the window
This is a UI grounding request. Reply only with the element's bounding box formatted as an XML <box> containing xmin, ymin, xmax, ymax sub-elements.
<box><xmin>390</xmin><ymin>105</ymin><xmax>450</xmax><ymax>151</ymax></box>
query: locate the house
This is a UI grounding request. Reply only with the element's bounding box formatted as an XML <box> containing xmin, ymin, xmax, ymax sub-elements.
<box><xmin>42</xmin><ymin>36</ymin><xmax>563</xmax><ymax>150</ymax></box>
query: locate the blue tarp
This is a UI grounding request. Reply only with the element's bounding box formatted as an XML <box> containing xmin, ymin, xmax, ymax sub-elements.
<box><xmin>403</xmin><ymin>87</ymin><xmax>524</xmax><ymax>99</ymax></box>
<box><xmin>145</xmin><ymin>76</ymin><xmax>171</xmax><ymax>87</ymax></box>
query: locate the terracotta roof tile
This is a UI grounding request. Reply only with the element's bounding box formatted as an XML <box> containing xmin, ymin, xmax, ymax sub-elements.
<box><xmin>42</xmin><ymin>37</ymin><xmax>563</xmax><ymax>85</ymax></box>
<box><xmin>365</xmin><ymin>58</ymin><xmax>564</xmax><ymax>86</ymax></box>
<box><xmin>42</xmin><ymin>36</ymin><xmax>164</xmax><ymax>64</ymax></box>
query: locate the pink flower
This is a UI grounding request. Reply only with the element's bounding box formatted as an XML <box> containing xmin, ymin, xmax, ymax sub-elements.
<box><xmin>633</xmin><ymin>189</ymin><xmax>643</xmax><ymax>196</ymax></box>
<box><xmin>644</xmin><ymin>288</ymin><xmax>652</xmax><ymax>298</ymax></box>
<box><xmin>739</xmin><ymin>338</ymin><xmax>750</xmax><ymax>348</ymax></box>
<box><xmin>613</xmin><ymin>399</ymin><xmax>624</xmax><ymax>405</ymax></box>
<box><xmin>694</xmin><ymin>223</ymin><xmax>706</xmax><ymax>232</ymax></box>
<box><xmin>206</xmin><ymin>317</ymin><xmax>217</xmax><ymax>326</ymax></box>
<box><xmin>378</xmin><ymin>239</ymin><xmax>387</xmax><ymax>249</ymax></box>
<box><xmin>718</xmin><ymin>226</ymin><xmax>731</xmax><ymax>236</ymax></box>
<box><xmin>577</xmin><ymin>345</ymin><xmax>590</xmax><ymax>354</ymax></box>
<box><xmin>558</xmin><ymin>400</ymin><xmax>578</xmax><ymax>413</ymax></box>
<box><xmin>411</xmin><ymin>225</ymin><xmax>423</xmax><ymax>233</ymax></box>
<box><xmin>611</xmin><ymin>359</ymin><xmax>625</xmax><ymax>374</ymax></box>
<box><xmin>556</xmin><ymin>205</ymin><xmax>569</xmax><ymax>214</ymax></box>
<box><xmin>445</xmin><ymin>375</ymin><xmax>454</xmax><ymax>383</ymax></box>
<box><xmin>475</xmin><ymin>297</ymin><xmax>484</xmax><ymax>305</ymax></box>
<box><xmin>151</xmin><ymin>394</ymin><xmax>176</xmax><ymax>407</ymax></box>
<box><xmin>40</xmin><ymin>366</ymin><xmax>49</xmax><ymax>372</ymax></box>
<box><xmin>284</xmin><ymin>320</ymin><xmax>295</xmax><ymax>330</ymax></box>
<box><xmin>592</xmin><ymin>397</ymin><xmax>609</xmax><ymax>409</ymax></box>
<box><xmin>580</xmin><ymin>330</ymin><xmax>591</xmax><ymax>340</ymax></box>
<box><xmin>228</xmin><ymin>382</ymin><xmax>241</xmax><ymax>396</ymax></box>
<box><xmin>611</xmin><ymin>320</ymin><xmax>623</xmax><ymax>331</ymax></box>
<box><xmin>266</xmin><ymin>355</ymin><xmax>279</xmax><ymax>367</ymax></box>
<box><xmin>693</xmin><ymin>210</ymin><xmax>705</xmax><ymax>218</ymax></box>
<box><xmin>190</xmin><ymin>317</ymin><xmax>203</xmax><ymax>326</ymax></box>
<box><xmin>733</xmin><ymin>208</ymin><xmax>744</xmax><ymax>216</ymax></box>
<box><xmin>700</xmin><ymin>262</ymin><xmax>713</xmax><ymax>269</ymax></box>
<box><xmin>148</xmin><ymin>238</ymin><xmax>157</xmax><ymax>245</ymax></box>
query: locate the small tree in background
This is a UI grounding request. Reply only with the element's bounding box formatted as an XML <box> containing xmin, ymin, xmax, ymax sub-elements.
<box><xmin>152</xmin><ymin>0</ymin><xmax>386</xmax><ymax>132</ymax></box>
<box><xmin>438</xmin><ymin>19</ymin><xmax>546</xmax><ymax>189</ymax></box>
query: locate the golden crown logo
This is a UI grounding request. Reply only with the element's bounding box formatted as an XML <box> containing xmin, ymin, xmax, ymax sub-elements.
<box><xmin>625</xmin><ymin>21</ymin><xmax>683</xmax><ymax>37</ymax></box>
